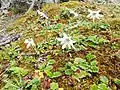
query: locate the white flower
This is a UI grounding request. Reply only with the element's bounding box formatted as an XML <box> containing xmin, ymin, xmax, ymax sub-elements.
<box><xmin>37</xmin><ymin>10</ymin><xmax>48</xmax><ymax>19</ymax></box>
<box><xmin>69</xmin><ymin>10</ymin><xmax>79</xmax><ymax>17</ymax></box>
<box><xmin>87</xmin><ymin>9</ymin><xmax>104</xmax><ymax>22</ymax></box>
<box><xmin>24</xmin><ymin>38</ymin><xmax>35</xmax><ymax>48</ymax></box>
<box><xmin>57</xmin><ymin>33</ymin><xmax>76</xmax><ymax>50</ymax></box>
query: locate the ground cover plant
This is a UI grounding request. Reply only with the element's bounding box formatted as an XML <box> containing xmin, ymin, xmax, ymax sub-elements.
<box><xmin>0</xmin><ymin>1</ymin><xmax>120</xmax><ymax>90</ymax></box>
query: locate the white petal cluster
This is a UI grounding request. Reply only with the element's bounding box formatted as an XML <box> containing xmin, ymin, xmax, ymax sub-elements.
<box><xmin>24</xmin><ymin>38</ymin><xmax>35</xmax><ymax>48</ymax></box>
<box><xmin>57</xmin><ymin>33</ymin><xmax>76</xmax><ymax>50</ymax></box>
<box><xmin>87</xmin><ymin>9</ymin><xmax>104</xmax><ymax>22</ymax></box>
<box><xmin>37</xmin><ymin>10</ymin><xmax>48</xmax><ymax>19</ymax></box>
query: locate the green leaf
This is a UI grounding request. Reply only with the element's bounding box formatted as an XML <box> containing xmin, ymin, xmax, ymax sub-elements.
<box><xmin>74</xmin><ymin>58</ymin><xmax>84</xmax><ymax>64</ymax></box>
<box><xmin>98</xmin><ymin>83</ymin><xmax>108</xmax><ymax>90</ymax></box>
<box><xmin>98</xmin><ymin>38</ymin><xmax>106</xmax><ymax>44</ymax></box>
<box><xmin>99</xmin><ymin>24</ymin><xmax>109</xmax><ymax>29</ymax></box>
<box><xmin>65</xmin><ymin>69</ymin><xmax>73</xmax><ymax>75</ymax></box>
<box><xmin>90</xmin><ymin>60</ymin><xmax>97</xmax><ymax>66</ymax></box>
<box><xmin>71</xmin><ymin>66</ymin><xmax>78</xmax><ymax>71</ymax></box>
<box><xmin>31</xmin><ymin>85</ymin><xmax>38</xmax><ymax>90</ymax></box>
<box><xmin>26</xmin><ymin>78</ymin><xmax>40</xmax><ymax>88</ymax></box>
<box><xmin>87</xmin><ymin>42</ymin><xmax>98</xmax><ymax>48</ymax></box>
<box><xmin>86</xmin><ymin>35</ymin><xmax>98</xmax><ymax>44</ymax></box>
<box><xmin>44</xmin><ymin>70</ymin><xmax>53</xmax><ymax>77</ymax></box>
<box><xmin>100</xmin><ymin>76</ymin><xmax>109</xmax><ymax>85</ymax></box>
<box><xmin>48</xmin><ymin>60</ymin><xmax>55</xmax><ymax>65</ymax></box>
<box><xmin>86</xmin><ymin>53</ymin><xmax>96</xmax><ymax>61</ymax></box>
<box><xmin>3</xmin><ymin>80</ymin><xmax>19</xmax><ymax>89</ymax></box>
<box><xmin>50</xmin><ymin>82</ymin><xmax>59</xmax><ymax>90</ymax></box>
<box><xmin>89</xmin><ymin>66</ymin><xmax>99</xmax><ymax>73</ymax></box>
<box><xmin>66</xmin><ymin>62</ymin><xmax>73</xmax><ymax>67</ymax></box>
<box><xmin>72</xmin><ymin>70</ymin><xmax>90</xmax><ymax>82</ymax></box>
<box><xmin>44</xmin><ymin>65</ymin><xmax>53</xmax><ymax>71</ymax></box>
<box><xmin>51</xmin><ymin>71</ymin><xmax>62</xmax><ymax>78</ymax></box>
<box><xmin>47</xmin><ymin>55</ymin><xmax>52</xmax><ymax>60</ymax></box>
<box><xmin>31</xmin><ymin>78</ymin><xmax>40</xmax><ymax>85</ymax></box>
<box><xmin>9</xmin><ymin>67</ymin><xmax>28</xmax><ymax>76</ymax></box>
<box><xmin>78</xmin><ymin>62</ymin><xmax>89</xmax><ymax>70</ymax></box>
<box><xmin>78</xmin><ymin>70</ymin><xmax>89</xmax><ymax>79</ymax></box>
<box><xmin>39</xmin><ymin>63</ymin><xmax>46</xmax><ymax>71</ymax></box>
<box><xmin>72</xmin><ymin>73</ymin><xmax>80</xmax><ymax>82</ymax></box>
<box><xmin>90</xmin><ymin>84</ymin><xmax>98</xmax><ymax>90</ymax></box>
<box><xmin>65</xmin><ymin>62</ymin><xmax>73</xmax><ymax>69</ymax></box>
<box><xmin>56</xmin><ymin>23</ymin><xmax>62</xmax><ymax>29</ymax></box>
<box><xmin>114</xmin><ymin>78</ymin><xmax>120</xmax><ymax>85</ymax></box>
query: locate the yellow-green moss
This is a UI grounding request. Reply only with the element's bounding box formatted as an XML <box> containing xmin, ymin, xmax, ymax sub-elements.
<box><xmin>107</xmin><ymin>18</ymin><xmax>120</xmax><ymax>30</ymax></box>
<box><xmin>41</xmin><ymin>4</ymin><xmax>61</xmax><ymax>18</ymax></box>
<box><xmin>7</xmin><ymin>10</ymin><xmax>37</xmax><ymax>31</ymax></box>
<box><xmin>60</xmin><ymin>1</ymin><xmax>82</xmax><ymax>8</ymax></box>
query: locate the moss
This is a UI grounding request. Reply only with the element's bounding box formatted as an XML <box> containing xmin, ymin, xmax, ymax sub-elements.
<box><xmin>42</xmin><ymin>4</ymin><xmax>61</xmax><ymax>18</ymax></box>
<box><xmin>60</xmin><ymin>1</ymin><xmax>83</xmax><ymax>8</ymax></box>
<box><xmin>7</xmin><ymin>10</ymin><xmax>37</xmax><ymax>31</ymax></box>
<box><xmin>107</xmin><ymin>18</ymin><xmax>120</xmax><ymax>30</ymax></box>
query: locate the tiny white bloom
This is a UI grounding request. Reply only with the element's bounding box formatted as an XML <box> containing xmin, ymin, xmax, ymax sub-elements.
<box><xmin>24</xmin><ymin>38</ymin><xmax>35</xmax><ymax>48</ymax></box>
<box><xmin>57</xmin><ymin>33</ymin><xmax>76</xmax><ymax>50</ymax></box>
<box><xmin>87</xmin><ymin>9</ymin><xmax>104</xmax><ymax>22</ymax></box>
<box><xmin>69</xmin><ymin>10</ymin><xmax>79</xmax><ymax>17</ymax></box>
<box><xmin>37</xmin><ymin>10</ymin><xmax>48</xmax><ymax>19</ymax></box>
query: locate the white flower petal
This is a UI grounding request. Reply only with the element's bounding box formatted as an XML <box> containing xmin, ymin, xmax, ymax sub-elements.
<box><xmin>70</xmin><ymin>43</ymin><xmax>76</xmax><ymax>50</ymax></box>
<box><xmin>57</xmin><ymin>38</ymin><xmax>63</xmax><ymax>41</ymax></box>
<box><xmin>67</xmin><ymin>44</ymin><xmax>71</xmax><ymax>49</ymax></box>
<box><xmin>87</xmin><ymin>9</ymin><xmax>104</xmax><ymax>21</ymax></box>
<box><xmin>26</xmin><ymin>43</ymin><xmax>31</xmax><ymax>48</ymax></box>
<box><xmin>62</xmin><ymin>43</ymin><xmax>67</xmax><ymax>49</ymax></box>
<box><xmin>24</xmin><ymin>39</ymin><xmax>29</xmax><ymax>43</ymax></box>
<box><xmin>74</xmin><ymin>13</ymin><xmax>78</xmax><ymax>17</ymax></box>
<box><xmin>87</xmin><ymin>14</ymin><xmax>91</xmax><ymax>18</ymax></box>
<box><xmin>88</xmin><ymin>9</ymin><xmax>92</xmax><ymax>13</ymax></box>
<box><xmin>37</xmin><ymin>10</ymin><xmax>48</xmax><ymax>19</ymax></box>
<box><xmin>71</xmin><ymin>40</ymin><xmax>76</xmax><ymax>43</ymax></box>
<box><xmin>63</xmin><ymin>33</ymin><xmax>68</xmax><ymax>38</ymax></box>
<box><xmin>99</xmin><ymin>14</ymin><xmax>104</xmax><ymax>17</ymax></box>
<box><xmin>96</xmin><ymin>16</ymin><xmax>100</xmax><ymax>19</ymax></box>
<box><xmin>24</xmin><ymin>38</ymin><xmax>35</xmax><ymax>48</ymax></box>
<box><xmin>57</xmin><ymin>33</ymin><xmax>76</xmax><ymax>50</ymax></box>
<box><xmin>60</xmin><ymin>41</ymin><xmax>65</xmax><ymax>45</ymax></box>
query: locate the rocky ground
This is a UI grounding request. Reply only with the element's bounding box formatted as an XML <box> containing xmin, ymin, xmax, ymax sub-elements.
<box><xmin>0</xmin><ymin>14</ymin><xmax>22</xmax><ymax>46</ymax></box>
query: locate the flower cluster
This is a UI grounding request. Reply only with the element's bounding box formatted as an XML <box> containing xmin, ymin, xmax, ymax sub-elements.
<box><xmin>37</xmin><ymin>10</ymin><xmax>49</xmax><ymax>19</ymax></box>
<box><xmin>24</xmin><ymin>8</ymin><xmax>104</xmax><ymax>50</ymax></box>
<box><xmin>24</xmin><ymin>38</ymin><xmax>35</xmax><ymax>48</ymax></box>
<box><xmin>57</xmin><ymin>33</ymin><xmax>76</xmax><ymax>50</ymax></box>
<box><xmin>87</xmin><ymin>9</ymin><xmax>104</xmax><ymax>22</ymax></box>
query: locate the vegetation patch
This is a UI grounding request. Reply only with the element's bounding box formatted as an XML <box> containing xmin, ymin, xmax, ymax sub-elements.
<box><xmin>0</xmin><ymin>1</ymin><xmax>120</xmax><ymax>90</ymax></box>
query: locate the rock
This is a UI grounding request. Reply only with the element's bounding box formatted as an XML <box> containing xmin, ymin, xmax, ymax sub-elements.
<box><xmin>0</xmin><ymin>32</ymin><xmax>22</xmax><ymax>46</ymax></box>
